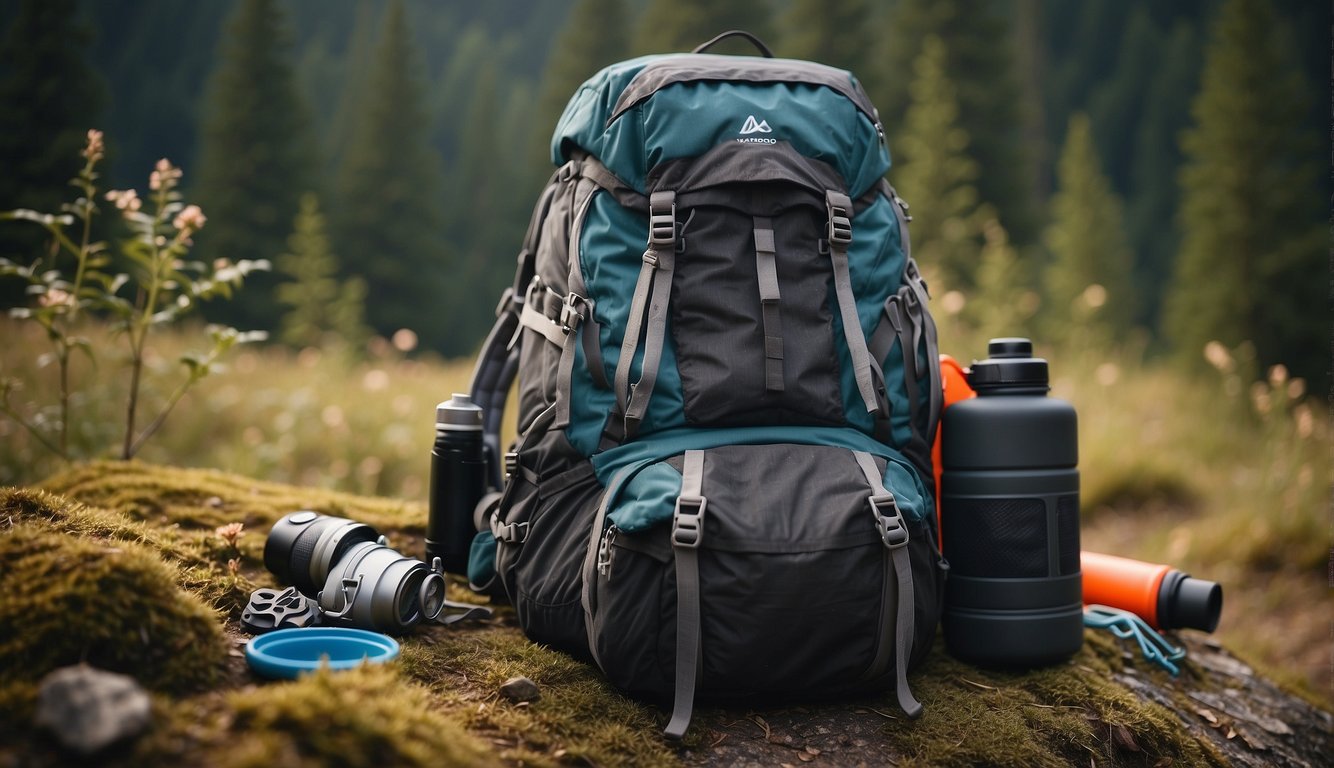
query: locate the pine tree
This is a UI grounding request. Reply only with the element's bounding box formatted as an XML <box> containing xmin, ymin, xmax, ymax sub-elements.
<box><xmin>332</xmin><ymin>0</ymin><xmax>451</xmax><ymax>353</ymax></box>
<box><xmin>882</xmin><ymin>0</ymin><xmax>1037</xmax><ymax>246</ymax></box>
<box><xmin>1042</xmin><ymin>114</ymin><xmax>1136</xmax><ymax>341</ymax></box>
<box><xmin>780</xmin><ymin>0</ymin><xmax>883</xmax><ymax>94</ymax></box>
<box><xmin>1164</xmin><ymin>0</ymin><xmax>1324</xmax><ymax>384</ymax></box>
<box><xmin>276</xmin><ymin>193</ymin><xmax>368</xmax><ymax>351</ymax></box>
<box><xmin>0</xmin><ymin>0</ymin><xmax>105</xmax><ymax>275</ymax></box>
<box><xmin>533</xmin><ymin>0</ymin><xmax>630</xmax><ymax>170</ymax></box>
<box><xmin>891</xmin><ymin>36</ymin><xmax>984</xmax><ymax>295</ymax></box>
<box><xmin>969</xmin><ymin>218</ymin><xmax>1038</xmax><ymax>341</ymax></box>
<box><xmin>193</xmin><ymin>0</ymin><xmax>315</xmax><ymax>332</ymax></box>
<box><xmin>632</xmin><ymin>0</ymin><xmax>773</xmax><ymax>57</ymax></box>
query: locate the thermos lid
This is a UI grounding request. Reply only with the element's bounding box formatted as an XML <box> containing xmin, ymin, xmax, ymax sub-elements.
<box><xmin>436</xmin><ymin>393</ymin><xmax>483</xmax><ymax>430</ymax></box>
<box><xmin>968</xmin><ymin>338</ymin><xmax>1050</xmax><ymax>391</ymax></box>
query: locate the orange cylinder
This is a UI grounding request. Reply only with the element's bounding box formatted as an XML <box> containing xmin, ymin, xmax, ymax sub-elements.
<box><xmin>1081</xmin><ymin>551</ymin><xmax>1222</xmax><ymax>632</ymax></box>
<box><xmin>1081</xmin><ymin>551</ymin><xmax>1169</xmax><ymax>627</ymax></box>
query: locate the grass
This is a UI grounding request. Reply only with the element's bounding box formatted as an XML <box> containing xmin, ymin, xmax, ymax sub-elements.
<box><xmin>1</xmin><ymin>315</ymin><xmax>1329</xmax><ymax>702</ymax></box>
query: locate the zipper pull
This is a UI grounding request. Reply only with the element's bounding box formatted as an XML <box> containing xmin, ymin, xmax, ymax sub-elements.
<box><xmin>596</xmin><ymin>526</ymin><xmax>618</xmax><ymax>577</ymax></box>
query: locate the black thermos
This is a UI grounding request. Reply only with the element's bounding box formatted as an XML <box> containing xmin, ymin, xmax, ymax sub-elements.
<box><xmin>427</xmin><ymin>393</ymin><xmax>486</xmax><ymax>575</ymax></box>
<box><xmin>941</xmin><ymin>338</ymin><xmax>1084</xmax><ymax>666</ymax></box>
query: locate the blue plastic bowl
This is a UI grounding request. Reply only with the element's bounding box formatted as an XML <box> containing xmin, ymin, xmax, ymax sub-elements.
<box><xmin>245</xmin><ymin>627</ymin><xmax>400</xmax><ymax>680</ymax></box>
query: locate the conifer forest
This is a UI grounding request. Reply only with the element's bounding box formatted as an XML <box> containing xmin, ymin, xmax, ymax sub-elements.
<box><xmin>0</xmin><ymin>0</ymin><xmax>1325</xmax><ymax>383</ymax></box>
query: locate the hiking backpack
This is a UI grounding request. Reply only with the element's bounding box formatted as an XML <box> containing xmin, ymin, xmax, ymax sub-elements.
<box><xmin>466</xmin><ymin>32</ymin><xmax>946</xmax><ymax>738</ymax></box>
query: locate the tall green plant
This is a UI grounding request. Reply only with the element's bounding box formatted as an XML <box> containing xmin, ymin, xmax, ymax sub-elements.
<box><xmin>882</xmin><ymin>0</ymin><xmax>1037</xmax><ymax>246</ymax></box>
<box><xmin>1042</xmin><ymin>113</ymin><xmax>1136</xmax><ymax>342</ymax></box>
<box><xmin>1164</xmin><ymin>0</ymin><xmax>1324</xmax><ymax>385</ymax></box>
<box><xmin>277</xmin><ymin>193</ymin><xmax>368</xmax><ymax>351</ymax></box>
<box><xmin>194</xmin><ymin>0</ymin><xmax>316</xmax><ymax>333</ymax></box>
<box><xmin>892</xmin><ymin>35</ymin><xmax>985</xmax><ymax>295</ymax></box>
<box><xmin>0</xmin><ymin>131</ymin><xmax>267</xmax><ymax>461</ymax></box>
<box><xmin>332</xmin><ymin>0</ymin><xmax>449</xmax><ymax>352</ymax></box>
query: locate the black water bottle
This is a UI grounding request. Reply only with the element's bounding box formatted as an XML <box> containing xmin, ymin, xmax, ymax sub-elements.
<box><xmin>427</xmin><ymin>393</ymin><xmax>486</xmax><ymax>575</ymax></box>
<box><xmin>941</xmin><ymin>338</ymin><xmax>1083</xmax><ymax>667</ymax></box>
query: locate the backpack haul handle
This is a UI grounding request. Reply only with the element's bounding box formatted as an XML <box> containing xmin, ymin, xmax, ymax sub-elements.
<box><xmin>691</xmin><ymin>30</ymin><xmax>775</xmax><ymax>58</ymax></box>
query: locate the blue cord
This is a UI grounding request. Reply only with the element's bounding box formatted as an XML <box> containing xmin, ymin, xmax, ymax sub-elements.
<box><xmin>1084</xmin><ymin>605</ymin><xmax>1187</xmax><ymax>676</ymax></box>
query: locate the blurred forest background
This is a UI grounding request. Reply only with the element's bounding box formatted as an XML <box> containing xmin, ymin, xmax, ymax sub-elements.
<box><xmin>0</xmin><ymin>0</ymin><xmax>1329</xmax><ymax>696</ymax></box>
<box><xmin>0</xmin><ymin>0</ymin><xmax>1326</xmax><ymax>372</ymax></box>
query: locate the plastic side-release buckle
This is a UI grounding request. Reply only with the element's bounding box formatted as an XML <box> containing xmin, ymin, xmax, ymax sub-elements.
<box><xmin>826</xmin><ymin>192</ymin><xmax>853</xmax><ymax>246</ymax></box>
<box><xmin>491</xmin><ymin>514</ymin><xmax>529</xmax><ymax>544</ymax></box>
<box><xmin>671</xmin><ymin>494</ymin><xmax>707</xmax><ymax>549</ymax></box>
<box><xmin>869</xmin><ymin>493</ymin><xmax>909</xmax><ymax>550</ymax></box>
<box><xmin>648</xmin><ymin>191</ymin><xmax>677</xmax><ymax>248</ymax></box>
<box><xmin>560</xmin><ymin>293</ymin><xmax>588</xmax><ymax>334</ymax></box>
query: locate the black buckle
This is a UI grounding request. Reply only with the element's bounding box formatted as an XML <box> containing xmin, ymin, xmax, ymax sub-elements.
<box><xmin>828</xmin><ymin>209</ymin><xmax>852</xmax><ymax>246</ymax></box>
<box><xmin>869</xmin><ymin>493</ymin><xmax>909</xmax><ymax>549</ymax></box>
<box><xmin>560</xmin><ymin>293</ymin><xmax>588</xmax><ymax>333</ymax></box>
<box><xmin>671</xmin><ymin>494</ymin><xmax>707</xmax><ymax>548</ymax></box>
<box><xmin>649</xmin><ymin>192</ymin><xmax>676</xmax><ymax>248</ymax></box>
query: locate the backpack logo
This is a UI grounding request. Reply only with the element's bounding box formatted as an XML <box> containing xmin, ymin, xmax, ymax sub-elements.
<box><xmin>739</xmin><ymin>115</ymin><xmax>772</xmax><ymax>135</ymax></box>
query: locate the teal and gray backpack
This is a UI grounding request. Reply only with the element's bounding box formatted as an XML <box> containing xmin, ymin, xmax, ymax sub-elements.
<box><xmin>466</xmin><ymin>32</ymin><xmax>946</xmax><ymax>738</ymax></box>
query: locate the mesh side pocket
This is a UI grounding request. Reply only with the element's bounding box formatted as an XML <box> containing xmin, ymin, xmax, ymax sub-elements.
<box><xmin>946</xmin><ymin>498</ymin><xmax>1047</xmax><ymax>578</ymax></box>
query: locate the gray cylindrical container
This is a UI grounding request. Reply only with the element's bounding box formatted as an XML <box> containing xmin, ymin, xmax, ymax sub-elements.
<box><xmin>427</xmin><ymin>394</ymin><xmax>486</xmax><ymax>576</ymax></box>
<box><xmin>941</xmin><ymin>338</ymin><xmax>1083</xmax><ymax>667</ymax></box>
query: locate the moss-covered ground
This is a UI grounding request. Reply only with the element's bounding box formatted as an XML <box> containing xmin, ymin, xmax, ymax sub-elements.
<box><xmin>0</xmin><ymin>461</ymin><xmax>1311</xmax><ymax>766</ymax></box>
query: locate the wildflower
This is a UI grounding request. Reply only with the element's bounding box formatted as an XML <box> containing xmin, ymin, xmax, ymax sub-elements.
<box><xmin>39</xmin><ymin>287</ymin><xmax>74</xmax><ymax>309</ymax></box>
<box><xmin>105</xmin><ymin>189</ymin><xmax>142</xmax><ymax>213</ymax></box>
<box><xmin>1081</xmin><ymin>284</ymin><xmax>1107</xmax><ymax>309</ymax></box>
<box><xmin>939</xmin><ymin>290</ymin><xmax>966</xmax><ymax>316</ymax></box>
<box><xmin>82</xmin><ymin>129</ymin><xmax>104</xmax><ymax>163</ymax></box>
<box><xmin>215</xmin><ymin>521</ymin><xmax>245</xmax><ymax>547</ymax></box>
<box><xmin>1267</xmin><ymin>364</ymin><xmax>1288</xmax><ymax>387</ymax></box>
<box><xmin>227</xmin><ymin>558</ymin><xmax>241</xmax><ymax>576</ymax></box>
<box><xmin>391</xmin><ymin>328</ymin><xmax>418</xmax><ymax>352</ymax></box>
<box><xmin>173</xmin><ymin>204</ymin><xmax>207</xmax><ymax>234</ymax></box>
<box><xmin>149</xmin><ymin>158</ymin><xmax>182</xmax><ymax>191</ymax></box>
<box><xmin>1202</xmin><ymin>341</ymin><xmax>1232</xmax><ymax>372</ymax></box>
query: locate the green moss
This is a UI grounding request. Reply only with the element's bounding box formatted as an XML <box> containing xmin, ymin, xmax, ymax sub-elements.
<box><xmin>123</xmin><ymin>665</ymin><xmax>498</xmax><ymax>768</ymax></box>
<box><xmin>0</xmin><ymin>522</ymin><xmax>227</xmax><ymax>697</ymax></box>
<box><xmin>401</xmin><ymin>628</ymin><xmax>678</xmax><ymax>767</ymax></box>
<box><xmin>42</xmin><ymin>460</ymin><xmax>425</xmax><ymax>537</ymax></box>
<box><xmin>877</xmin><ymin>635</ymin><xmax>1228</xmax><ymax>768</ymax></box>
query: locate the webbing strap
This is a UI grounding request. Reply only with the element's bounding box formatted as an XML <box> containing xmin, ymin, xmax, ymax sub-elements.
<box><xmin>826</xmin><ymin>191</ymin><xmax>880</xmax><ymax>416</ymax></box>
<box><xmin>518</xmin><ymin>298</ymin><xmax>567</xmax><ymax>347</ymax></box>
<box><xmin>554</xmin><ymin>184</ymin><xmax>605</xmax><ymax>429</ymax></box>
<box><xmin>851</xmin><ymin>451</ymin><xmax>922</xmax><ymax>719</ymax></box>
<box><xmin>665</xmin><ymin>450</ymin><xmax>706</xmax><ymax>739</ymax></box>
<box><xmin>623</xmin><ymin>243</ymin><xmax>674</xmax><ymax>438</ymax></box>
<box><xmin>608</xmin><ymin>191</ymin><xmax>676</xmax><ymax>445</ymax></box>
<box><xmin>905</xmin><ymin>259</ymin><xmax>942</xmax><ymax>445</ymax></box>
<box><xmin>581</xmin><ymin>464</ymin><xmax>638</xmax><ymax>671</ymax></box>
<box><xmin>753</xmin><ymin>216</ymin><xmax>785</xmax><ymax>392</ymax></box>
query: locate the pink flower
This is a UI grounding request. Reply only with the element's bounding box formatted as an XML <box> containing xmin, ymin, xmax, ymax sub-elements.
<box><xmin>173</xmin><ymin>205</ymin><xmax>206</xmax><ymax>233</ymax></box>
<box><xmin>149</xmin><ymin>158</ymin><xmax>182</xmax><ymax>191</ymax></box>
<box><xmin>105</xmin><ymin>189</ymin><xmax>142</xmax><ymax>213</ymax></box>
<box><xmin>82</xmin><ymin>129</ymin><xmax>104</xmax><ymax>162</ymax></box>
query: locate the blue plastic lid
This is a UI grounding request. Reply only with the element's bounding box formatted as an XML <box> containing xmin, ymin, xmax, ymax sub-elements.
<box><xmin>245</xmin><ymin>627</ymin><xmax>400</xmax><ymax>679</ymax></box>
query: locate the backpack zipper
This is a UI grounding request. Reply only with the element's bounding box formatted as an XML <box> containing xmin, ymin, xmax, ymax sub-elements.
<box><xmin>596</xmin><ymin>525</ymin><xmax>619</xmax><ymax>578</ymax></box>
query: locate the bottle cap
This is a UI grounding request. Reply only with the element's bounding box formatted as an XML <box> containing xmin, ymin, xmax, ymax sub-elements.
<box><xmin>968</xmin><ymin>337</ymin><xmax>1049</xmax><ymax>391</ymax></box>
<box><xmin>436</xmin><ymin>393</ymin><xmax>483</xmax><ymax>431</ymax></box>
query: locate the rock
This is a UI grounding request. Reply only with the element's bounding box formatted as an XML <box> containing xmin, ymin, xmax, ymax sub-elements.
<box><xmin>35</xmin><ymin>665</ymin><xmax>153</xmax><ymax>755</ymax></box>
<box><xmin>499</xmin><ymin>676</ymin><xmax>541</xmax><ymax>703</ymax></box>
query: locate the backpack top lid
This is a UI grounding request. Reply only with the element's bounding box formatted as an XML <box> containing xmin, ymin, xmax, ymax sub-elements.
<box><xmin>551</xmin><ymin>53</ymin><xmax>891</xmax><ymax>198</ymax></box>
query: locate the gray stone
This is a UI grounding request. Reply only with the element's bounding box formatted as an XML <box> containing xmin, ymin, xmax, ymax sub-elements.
<box><xmin>35</xmin><ymin>665</ymin><xmax>152</xmax><ymax>754</ymax></box>
<box><xmin>499</xmin><ymin>676</ymin><xmax>541</xmax><ymax>703</ymax></box>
